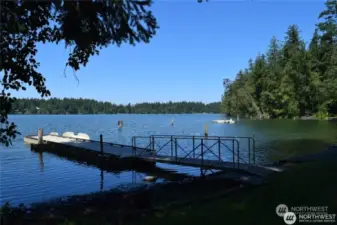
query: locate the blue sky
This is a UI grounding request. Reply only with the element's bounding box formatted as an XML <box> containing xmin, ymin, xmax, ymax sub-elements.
<box><xmin>14</xmin><ymin>0</ymin><xmax>326</xmax><ymax>104</ymax></box>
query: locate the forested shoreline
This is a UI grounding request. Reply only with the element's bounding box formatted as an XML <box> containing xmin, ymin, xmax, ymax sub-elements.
<box><xmin>10</xmin><ymin>98</ymin><xmax>221</xmax><ymax>114</ymax></box>
<box><xmin>221</xmin><ymin>1</ymin><xmax>337</xmax><ymax>119</ymax></box>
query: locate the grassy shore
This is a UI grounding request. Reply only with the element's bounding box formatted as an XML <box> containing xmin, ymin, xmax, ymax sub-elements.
<box><xmin>135</xmin><ymin>157</ymin><xmax>337</xmax><ymax>225</ymax></box>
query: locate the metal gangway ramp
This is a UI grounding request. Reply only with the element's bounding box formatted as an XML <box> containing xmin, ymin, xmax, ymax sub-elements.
<box><xmin>129</xmin><ymin>135</ymin><xmax>272</xmax><ymax>176</ymax></box>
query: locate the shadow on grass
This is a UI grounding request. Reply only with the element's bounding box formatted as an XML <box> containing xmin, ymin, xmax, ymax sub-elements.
<box><xmin>137</xmin><ymin>157</ymin><xmax>337</xmax><ymax>225</ymax></box>
<box><xmin>256</xmin><ymin>138</ymin><xmax>333</xmax><ymax>163</ymax></box>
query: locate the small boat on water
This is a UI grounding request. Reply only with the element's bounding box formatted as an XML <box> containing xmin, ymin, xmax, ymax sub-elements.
<box><xmin>143</xmin><ymin>176</ymin><xmax>158</xmax><ymax>182</ymax></box>
<box><xmin>212</xmin><ymin>119</ymin><xmax>235</xmax><ymax>124</ymax></box>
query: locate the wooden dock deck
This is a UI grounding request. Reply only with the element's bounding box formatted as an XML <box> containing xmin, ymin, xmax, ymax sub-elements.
<box><xmin>24</xmin><ymin>132</ymin><xmax>285</xmax><ymax>178</ymax></box>
<box><xmin>24</xmin><ymin>133</ymin><xmax>154</xmax><ymax>158</ymax></box>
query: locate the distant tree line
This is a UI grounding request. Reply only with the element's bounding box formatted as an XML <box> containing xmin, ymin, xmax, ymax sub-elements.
<box><xmin>221</xmin><ymin>0</ymin><xmax>337</xmax><ymax>119</ymax></box>
<box><xmin>10</xmin><ymin>98</ymin><xmax>221</xmax><ymax>114</ymax></box>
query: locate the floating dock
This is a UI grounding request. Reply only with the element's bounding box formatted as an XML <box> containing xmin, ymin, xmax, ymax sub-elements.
<box><xmin>24</xmin><ymin>132</ymin><xmax>153</xmax><ymax>158</ymax></box>
<box><xmin>24</xmin><ymin>131</ymin><xmax>284</xmax><ymax>178</ymax></box>
<box><xmin>212</xmin><ymin>119</ymin><xmax>235</xmax><ymax>124</ymax></box>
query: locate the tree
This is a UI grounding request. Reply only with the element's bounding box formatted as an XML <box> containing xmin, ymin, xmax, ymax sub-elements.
<box><xmin>220</xmin><ymin>1</ymin><xmax>337</xmax><ymax>119</ymax></box>
<box><xmin>265</xmin><ymin>37</ymin><xmax>283</xmax><ymax>118</ymax></box>
<box><xmin>282</xmin><ymin>25</ymin><xmax>307</xmax><ymax>117</ymax></box>
<box><xmin>10</xmin><ymin>98</ymin><xmax>221</xmax><ymax>115</ymax></box>
<box><xmin>316</xmin><ymin>0</ymin><xmax>337</xmax><ymax>114</ymax></box>
<box><xmin>0</xmin><ymin>0</ymin><xmax>158</xmax><ymax>146</ymax></box>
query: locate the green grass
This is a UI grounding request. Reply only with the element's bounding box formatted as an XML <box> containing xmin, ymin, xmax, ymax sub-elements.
<box><xmin>136</xmin><ymin>159</ymin><xmax>337</xmax><ymax>225</ymax></box>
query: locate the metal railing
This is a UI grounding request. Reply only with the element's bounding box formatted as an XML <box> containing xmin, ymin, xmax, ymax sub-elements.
<box><xmin>131</xmin><ymin>135</ymin><xmax>256</xmax><ymax>167</ymax></box>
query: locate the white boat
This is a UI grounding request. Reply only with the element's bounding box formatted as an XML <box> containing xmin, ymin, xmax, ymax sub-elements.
<box><xmin>212</xmin><ymin>119</ymin><xmax>235</xmax><ymax>124</ymax></box>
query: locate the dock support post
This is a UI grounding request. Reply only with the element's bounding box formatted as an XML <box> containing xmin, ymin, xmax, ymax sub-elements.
<box><xmin>170</xmin><ymin>136</ymin><xmax>173</xmax><ymax>157</ymax></box>
<box><xmin>232</xmin><ymin>140</ymin><xmax>235</xmax><ymax>167</ymax></box>
<box><xmin>151</xmin><ymin>136</ymin><xmax>156</xmax><ymax>159</ymax></box>
<box><xmin>132</xmin><ymin>137</ymin><xmax>135</xmax><ymax>157</ymax></box>
<box><xmin>100</xmin><ymin>134</ymin><xmax>104</xmax><ymax>155</ymax></box>
<box><xmin>151</xmin><ymin>136</ymin><xmax>155</xmax><ymax>152</ymax></box>
<box><xmin>204</xmin><ymin>124</ymin><xmax>208</xmax><ymax>137</ymax></box>
<box><xmin>175</xmin><ymin>138</ymin><xmax>178</xmax><ymax>161</ymax></box>
<box><xmin>218</xmin><ymin>137</ymin><xmax>221</xmax><ymax>161</ymax></box>
<box><xmin>38</xmin><ymin>128</ymin><xmax>43</xmax><ymax>144</ymax></box>
<box><xmin>253</xmin><ymin>134</ymin><xmax>256</xmax><ymax>164</ymax></box>
<box><xmin>192</xmin><ymin>136</ymin><xmax>195</xmax><ymax>159</ymax></box>
<box><xmin>248</xmin><ymin>138</ymin><xmax>251</xmax><ymax>164</ymax></box>
<box><xmin>237</xmin><ymin>139</ymin><xmax>240</xmax><ymax>168</ymax></box>
<box><xmin>201</xmin><ymin>139</ymin><xmax>204</xmax><ymax>166</ymax></box>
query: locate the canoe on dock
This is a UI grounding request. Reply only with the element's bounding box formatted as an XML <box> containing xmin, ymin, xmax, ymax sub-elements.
<box><xmin>212</xmin><ymin>119</ymin><xmax>235</xmax><ymax>124</ymax></box>
<box><xmin>24</xmin><ymin>132</ymin><xmax>154</xmax><ymax>158</ymax></box>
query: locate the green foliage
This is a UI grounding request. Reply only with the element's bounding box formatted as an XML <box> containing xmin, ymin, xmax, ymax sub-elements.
<box><xmin>221</xmin><ymin>0</ymin><xmax>337</xmax><ymax>119</ymax></box>
<box><xmin>315</xmin><ymin>111</ymin><xmax>329</xmax><ymax>120</ymax></box>
<box><xmin>1</xmin><ymin>0</ymin><xmax>158</xmax><ymax>146</ymax></box>
<box><xmin>10</xmin><ymin>98</ymin><xmax>221</xmax><ymax>114</ymax></box>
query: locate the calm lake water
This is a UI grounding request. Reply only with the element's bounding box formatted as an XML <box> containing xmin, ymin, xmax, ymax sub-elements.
<box><xmin>1</xmin><ymin>114</ymin><xmax>336</xmax><ymax>206</ymax></box>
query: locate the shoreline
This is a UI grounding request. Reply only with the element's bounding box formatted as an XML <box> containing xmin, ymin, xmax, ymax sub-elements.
<box><xmin>1</xmin><ymin>145</ymin><xmax>336</xmax><ymax>225</ymax></box>
<box><xmin>8</xmin><ymin>113</ymin><xmax>337</xmax><ymax>120</ymax></box>
<box><xmin>0</xmin><ymin>174</ymin><xmax>246</xmax><ymax>225</ymax></box>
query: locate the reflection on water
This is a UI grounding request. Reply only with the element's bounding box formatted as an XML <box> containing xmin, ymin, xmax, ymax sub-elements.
<box><xmin>100</xmin><ymin>170</ymin><xmax>104</xmax><ymax>192</ymax></box>
<box><xmin>37</xmin><ymin>152</ymin><xmax>107</xmax><ymax>192</ymax></box>
<box><xmin>1</xmin><ymin>114</ymin><xmax>336</xmax><ymax>206</ymax></box>
<box><xmin>0</xmin><ymin>148</ymin><xmax>148</xmax><ymax>206</ymax></box>
<box><xmin>38</xmin><ymin>152</ymin><xmax>44</xmax><ymax>172</ymax></box>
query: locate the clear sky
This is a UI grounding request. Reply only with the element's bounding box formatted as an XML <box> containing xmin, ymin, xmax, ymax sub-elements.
<box><xmin>14</xmin><ymin>0</ymin><xmax>326</xmax><ymax>104</ymax></box>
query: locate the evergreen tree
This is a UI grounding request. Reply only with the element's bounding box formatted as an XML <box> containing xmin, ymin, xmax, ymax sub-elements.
<box><xmin>221</xmin><ymin>1</ymin><xmax>337</xmax><ymax>119</ymax></box>
<box><xmin>317</xmin><ymin>0</ymin><xmax>337</xmax><ymax>115</ymax></box>
<box><xmin>10</xmin><ymin>98</ymin><xmax>221</xmax><ymax>115</ymax></box>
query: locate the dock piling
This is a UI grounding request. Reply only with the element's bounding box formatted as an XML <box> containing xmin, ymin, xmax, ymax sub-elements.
<box><xmin>253</xmin><ymin>134</ymin><xmax>256</xmax><ymax>164</ymax></box>
<box><xmin>151</xmin><ymin>136</ymin><xmax>155</xmax><ymax>151</ymax></box>
<box><xmin>236</xmin><ymin>137</ymin><xmax>240</xmax><ymax>168</ymax></box>
<box><xmin>175</xmin><ymin>139</ymin><xmax>178</xmax><ymax>160</ymax></box>
<box><xmin>38</xmin><ymin>128</ymin><xmax>43</xmax><ymax>144</ymax></box>
<box><xmin>218</xmin><ymin>137</ymin><xmax>221</xmax><ymax>161</ymax></box>
<box><xmin>232</xmin><ymin>140</ymin><xmax>235</xmax><ymax>166</ymax></box>
<box><xmin>192</xmin><ymin>136</ymin><xmax>195</xmax><ymax>159</ymax></box>
<box><xmin>151</xmin><ymin>136</ymin><xmax>155</xmax><ymax>158</ymax></box>
<box><xmin>201</xmin><ymin>139</ymin><xmax>204</xmax><ymax>165</ymax></box>
<box><xmin>248</xmin><ymin>138</ymin><xmax>251</xmax><ymax>164</ymax></box>
<box><xmin>204</xmin><ymin>124</ymin><xmax>208</xmax><ymax>137</ymax></box>
<box><xmin>100</xmin><ymin>134</ymin><xmax>104</xmax><ymax>155</ymax></box>
<box><xmin>170</xmin><ymin>136</ymin><xmax>173</xmax><ymax>157</ymax></box>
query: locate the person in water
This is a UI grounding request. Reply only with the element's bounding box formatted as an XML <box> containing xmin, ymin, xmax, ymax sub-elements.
<box><xmin>118</xmin><ymin>120</ymin><xmax>123</xmax><ymax>128</ymax></box>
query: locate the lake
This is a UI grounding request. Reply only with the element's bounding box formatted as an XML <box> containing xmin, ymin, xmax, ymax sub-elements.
<box><xmin>1</xmin><ymin>114</ymin><xmax>336</xmax><ymax>206</ymax></box>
